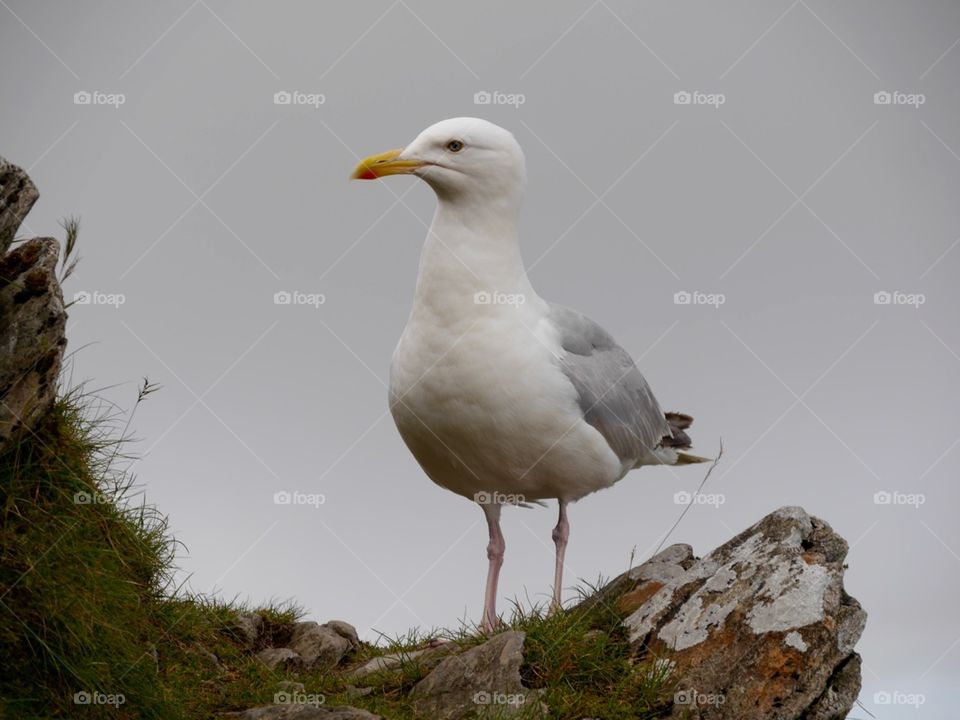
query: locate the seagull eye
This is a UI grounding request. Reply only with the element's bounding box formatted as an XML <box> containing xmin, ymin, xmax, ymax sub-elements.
<box><xmin>445</xmin><ymin>140</ymin><xmax>464</xmax><ymax>152</ymax></box>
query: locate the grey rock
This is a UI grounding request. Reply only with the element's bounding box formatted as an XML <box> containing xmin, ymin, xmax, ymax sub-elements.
<box><xmin>410</xmin><ymin>631</ymin><xmax>543</xmax><ymax>719</ymax></box>
<box><xmin>618</xmin><ymin>506</ymin><xmax>865</xmax><ymax>720</ymax></box>
<box><xmin>323</xmin><ymin>620</ymin><xmax>359</xmax><ymax>649</ymax></box>
<box><xmin>577</xmin><ymin>543</ymin><xmax>695</xmax><ymax>615</ymax></box>
<box><xmin>220</xmin><ymin>704</ymin><xmax>382</xmax><ymax>719</ymax></box>
<box><xmin>349</xmin><ymin>642</ymin><xmax>457</xmax><ymax>682</ymax></box>
<box><xmin>233</xmin><ymin>612</ymin><xmax>265</xmax><ymax>649</ymax></box>
<box><xmin>0</xmin><ymin>236</ymin><xmax>67</xmax><ymax>450</ymax></box>
<box><xmin>257</xmin><ymin>647</ymin><xmax>303</xmax><ymax>671</ymax></box>
<box><xmin>0</xmin><ymin>157</ymin><xmax>39</xmax><ymax>254</ymax></box>
<box><xmin>288</xmin><ymin>621</ymin><xmax>354</xmax><ymax>670</ymax></box>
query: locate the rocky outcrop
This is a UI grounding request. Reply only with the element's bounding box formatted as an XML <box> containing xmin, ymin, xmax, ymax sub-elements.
<box><xmin>618</xmin><ymin>506</ymin><xmax>865</xmax><ymax>720</ymax></box>
<box><xmin>223</xmin><ymin>507</ymin><xmax>863</xmax><ymax>720</ymax></box>
<box><xmin>0</xmin><ymin>158</ymin><xmax>67</xmax><ymax>451</ymax></box>
<box><xmin>409</xmin><ymin>631</ymin><xmax>543</xmax><ymax>720</ymax></box>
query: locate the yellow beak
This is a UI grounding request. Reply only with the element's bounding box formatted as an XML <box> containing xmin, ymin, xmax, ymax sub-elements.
<box><xmin>351</xmin><ymin>148</ymin><xmax>423</xmax><ymax>180</ymax></box>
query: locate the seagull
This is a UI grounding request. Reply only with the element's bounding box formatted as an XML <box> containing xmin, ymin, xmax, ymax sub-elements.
<box><xmin>351</xmin><ymin>118</ymin><xmax>708</xmax><ymax>632</ymax></box>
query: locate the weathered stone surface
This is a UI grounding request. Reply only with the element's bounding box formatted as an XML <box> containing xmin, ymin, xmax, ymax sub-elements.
<box><xmin>220</xmin><ymin>703</ymin><xmax>383</xmax><ymax>719</ymax></box>
<box><xmin>0</xmin><ymin>157</ymin><xmax>39</xmax><ymax>254</ymax></box>
<box><xmin>287</xmin><ymin>621</ymin><xmax>354</xmax><ymax>670</ymax></box>
<box><xmin>0</xmin><ymin>236</ymin><xmax>67</xmax><ymax>449</ymax></box>
<box><xmin>231</xmin><ymin>612</ymin><xmax>265</xmax><ymax>650</ymax></box>
<box><xmin>621</xmin><ymin>506</ymin><xmax>865</xmax><ymax>720</ymax></box>
<box><xmin>323</xmin><ymin>620</ymin><xmax>360</xmax><ymax>650</ymax></box>
<box><xmin>256</xmin><ymin>647</ymin><xmax>303</xmax><ymax>671</ymax></box>
<box><xmin>410</xmin><ymin>631</ymin><xmax>543</xmax><ymax>719</ymax></box>
<box><xmin>349</xmin><ymin>642</ymin><xmax>458</xmax><ymax>682</ymax></box>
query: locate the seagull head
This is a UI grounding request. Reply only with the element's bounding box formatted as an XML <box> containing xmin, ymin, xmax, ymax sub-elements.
<box><xmin>351</xmin><ymin>117</ymin><xmax>526</xmax><ymax>206</ymax></box>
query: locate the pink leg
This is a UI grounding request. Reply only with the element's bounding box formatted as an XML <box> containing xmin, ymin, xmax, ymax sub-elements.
<box><xmin>551</xmin><ymin>500</ymin><xmax>569</xmax><ymax>613</ymax></box>
<box><xmin>481</xmin><ymin>503</ymin><xmax>504</xmax><ymax>633</ymax></box>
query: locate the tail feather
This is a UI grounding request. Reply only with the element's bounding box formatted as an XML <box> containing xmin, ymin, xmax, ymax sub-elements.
<box><xmin>660</xmin><ymin>411</ymin><xmax>695</xmax><ymax>449</ymax></box>
<box><xmin>675</xmin><ymin>451</ymin><xmax>711</xmax><ymax>465</ymax></box>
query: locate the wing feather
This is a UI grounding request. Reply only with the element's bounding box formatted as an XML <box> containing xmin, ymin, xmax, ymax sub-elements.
<box><xmin>549</xmin><ymin>304</ymin><xmax>671</xmax><ymax>467</ymax></box>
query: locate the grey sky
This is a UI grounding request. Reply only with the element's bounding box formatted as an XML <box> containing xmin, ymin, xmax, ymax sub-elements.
<box><xmin>2</xmin><ymin>2</ymin><xmax>959</xmax><ymax>717</ymax></box>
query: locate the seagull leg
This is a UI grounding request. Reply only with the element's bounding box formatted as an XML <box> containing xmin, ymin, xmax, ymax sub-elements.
<box><xmin>481</xmin><ymin>502</ymin><xmax>504</xmax><ymax>633</ymax></box>
<box><xmin>550</xmin><ymin>500</ymin><xmax>569</xmax><ymax>614</ymax></box>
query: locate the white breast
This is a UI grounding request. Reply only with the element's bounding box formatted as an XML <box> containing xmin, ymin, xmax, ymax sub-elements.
<box><xmin>388</xmin><ymin>293</ymin><xmax>624</xmax><ymax>503</ymax></box>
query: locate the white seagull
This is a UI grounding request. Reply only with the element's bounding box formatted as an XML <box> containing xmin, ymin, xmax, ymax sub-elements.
<box><xmin>352</xmin><ymin>118</ymin><xmax>708</xmax><ymax>632</ymax></box>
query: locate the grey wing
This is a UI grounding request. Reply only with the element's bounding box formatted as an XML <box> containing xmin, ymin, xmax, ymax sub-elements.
<box><xmin>549</xmin><ymin>304</ymin><xmax>672</xmax><ymax>467</ymax></box>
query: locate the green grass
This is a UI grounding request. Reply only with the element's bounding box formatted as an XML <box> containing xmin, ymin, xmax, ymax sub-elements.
<box><xmin>0</xmin><ymin>387</ymin><xmax>676</xmax><ymax>719</ymax></box>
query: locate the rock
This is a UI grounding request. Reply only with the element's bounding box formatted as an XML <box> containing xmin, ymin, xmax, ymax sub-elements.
<box><xmin>287</xmin><ymin>621</ymin><xmax>355</xmax><ymax>670</ymax></box>
<box><xmin>349</xmin><ymin>642</ymin><xmax>457</xmax><ymax>682</ymax></box>
<box><xmin>257</xmin><ymin>647</ymin><xmax>303</xmax><ymax>671</ymax></box>
<box><xmin>220</xmin><ymin>704</ymin><xmax>382</xmax><ymax>719</ymax></box>
<box><xmin>232</xmin><ymin>612</ymin><xmax>265</xmax><ymax>650</ymax></box>
<box><xmin>323</xmin><ymin>620</ymin><xmax>360</xmax><ymax>649</ymax></box>
<box><xmin>410</xmin><ymin>631</ymin><xmax>542</xmax><ymax>719</ymax></box>
<box><xmin>0</xmin><ymin>158</ymin><xmax>67</xmax><ymax>453</ymax></box>
<box><xmin>0</xmin><ymin>236</ymin><xmax>67</xmax><ymax>450</ymax></box>
<box><xmin>621</xmin><ymin>506</ymin><xmax>865</xmax><ymax>720</ymax></box>
<box><xmin>0</xmin><ymin>157</ymin><xmax>39</xmax><ymax>254</ymax></box>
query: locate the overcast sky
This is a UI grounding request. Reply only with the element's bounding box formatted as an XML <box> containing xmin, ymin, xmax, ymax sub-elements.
<box><xmin>3</xmin><ymin>2</ymin><xmax>959</xmax><ymax>717</ymax></box>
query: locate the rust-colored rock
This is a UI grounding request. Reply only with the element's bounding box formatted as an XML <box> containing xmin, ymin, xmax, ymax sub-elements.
<box><xmin>620</xmin><ymin>507</ymin><xmax>865</xmax><ymax>719</ymax></box>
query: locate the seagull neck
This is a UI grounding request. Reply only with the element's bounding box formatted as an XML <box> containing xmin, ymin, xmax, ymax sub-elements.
<box><xmin>413</xmin><ymin>198</ymin><xmax>530</xmax><ymax>303</ymax></box>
